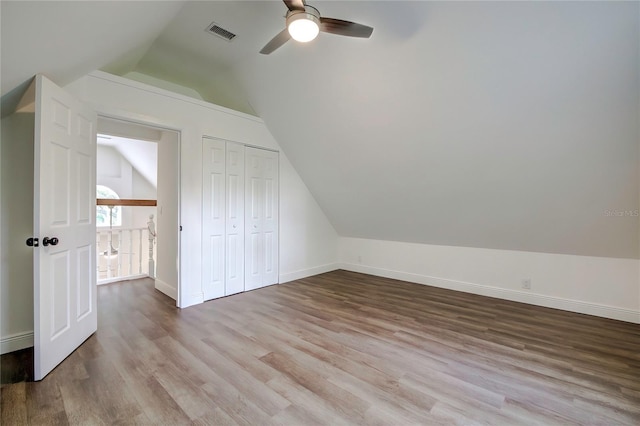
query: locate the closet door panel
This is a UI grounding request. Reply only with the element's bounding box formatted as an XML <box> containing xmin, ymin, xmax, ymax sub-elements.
<box><xmin>202</xmin><ymin>138</ymin><xmax>226</xmax><ymax>300</ymax></box>
<box><xmin>244</xmin><ymin>147</ymin><xmax>278</xmax><ymax>291</ymax></box>
<box><xmin>262</xmin><ymin>154</ymin><xmax>279</xmax><ymax>285</ymax></box>
<box><xmin>225</xmin><ymin>142</ymin><xmax>245</xmax><ymax>295</ymax></box>
<box><xmin>245</xmin><ymin>173</ymin><xmax>263</xmax><ymax>291</ymax></box>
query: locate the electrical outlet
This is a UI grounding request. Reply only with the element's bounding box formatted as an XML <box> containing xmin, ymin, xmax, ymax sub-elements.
<box><xmin>521</xmin><ymin>278</ymin><xmax>532</xmax><ymax>290</ymax></box>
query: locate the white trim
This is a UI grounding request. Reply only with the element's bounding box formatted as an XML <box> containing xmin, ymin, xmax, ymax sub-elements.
<box><xmin>155</xmin><ymin>279</ymin><xmax>177</xmax><ymax>300</ymax></box>
<box><xmin>1</xmin><ymin>332</ymin><xmax>34</xmax><ymax>355</ymax></box>
<box><xmin>174</xmin><ymin>124</ymin><xmax>182</xmax><ymax>309</ymax></box>
<box><xmin>181</xmin><ymin>292</ymin><xmax>205</xmax><ymax>309</ymax></box>
<box><xmin>98</xmin><ymin>274</ymin><xmax>148</xmax><ymax>285</ymax></box>
<box><xmin>340</xmin><ymin>263</ymin><xmax>640</xmax><ymax>324</ymax></box>
<box><xmin>202</xmin><ymin>135</ymin><xmax>279</xmax><ymax>154</ymax></box>
<box><xmin>88</xmin><ymin>71</ymin><xmax>263</xmax><ymax>123</ymax></box>
<box><xmin>279</xmin><ymin>263</ymin><xmax>340</xmax><ymax>284</ymax></box>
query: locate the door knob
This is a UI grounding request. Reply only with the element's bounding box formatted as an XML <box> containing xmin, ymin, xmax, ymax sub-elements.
<box><xmin>26</xmin><ymin>237</ymin><xmax>39</xmax><ymax>247</ymax></box>
<box><xmin>42</xmin><ymin>237</ymin><xmax>59</xmax><ymax>246</ymax></box>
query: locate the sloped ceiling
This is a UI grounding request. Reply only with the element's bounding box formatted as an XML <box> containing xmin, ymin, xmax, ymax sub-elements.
<box><xmin>0</xmin><ymin>1</ymin><xmax>185</xmax><ymax>100</ymax></box>
<box><xmin>98</xmin><ymin>136</ymin><xmax>158</xmax><ymax>190</ymax></box>
<box><xmin>2</xmin><ymin>1</ymin><xmax>638</xmax><ymax>259</ymax></box>
<box><xmin>1</xmin><ymin>1</ymin><xmax>182</xmax><ymax>95</ymax></box>
<box><xmin>240</xmin><ymin>1</ymin><xmax>639</xmax><ymax>260</ymax></box>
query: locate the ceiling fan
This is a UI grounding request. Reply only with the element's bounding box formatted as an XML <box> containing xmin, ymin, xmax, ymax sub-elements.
<box><xmin>260</xmin><ymin>0</ymin><xmax>373</xmax><ymax>55</ymax></box>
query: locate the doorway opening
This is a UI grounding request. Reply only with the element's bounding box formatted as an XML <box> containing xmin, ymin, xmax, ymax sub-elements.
<box><xmin>96</xmin><ymin>135</ymin><xmax>157</xmax><ymax>283</ymax></box>
<box><xmin>96</xmin><ymin>117</ymin><xmax>180</xmax><ymax>303</ymax></box>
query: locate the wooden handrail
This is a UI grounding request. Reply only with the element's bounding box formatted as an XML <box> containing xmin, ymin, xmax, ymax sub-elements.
<box><xmin>96</xmin><ymin>198</ymin><xmax>157</xmax><ymax>207</ymax></box>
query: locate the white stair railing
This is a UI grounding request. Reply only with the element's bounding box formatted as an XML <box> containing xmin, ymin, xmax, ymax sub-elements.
<box><xmin>96</xmin><ymin>226</ymin><xmax>156</xmax><ymax>283</ymax></box>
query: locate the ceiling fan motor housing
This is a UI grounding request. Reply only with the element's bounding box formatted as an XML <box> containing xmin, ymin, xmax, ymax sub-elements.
<box><xmin>286</xmin><ymin>5</ymin><xmax>321</xmax><ymax>23</ymax></box>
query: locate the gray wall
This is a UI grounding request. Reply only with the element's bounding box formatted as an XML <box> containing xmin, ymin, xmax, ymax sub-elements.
<box><xmin>1</xmin><ymin>112</ymin><xmax>34</xmax><ymax>353</ymax></box>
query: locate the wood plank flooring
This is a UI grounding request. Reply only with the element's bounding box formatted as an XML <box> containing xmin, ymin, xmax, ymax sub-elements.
<box><xmin>2</xmin><ymin>270</ymin><xmax>639</xmax><ymax>425</ymax></box>
<box><xmin>1</xmin><ymin>348</ymin><xmax>34</xmax><ymax>385</ymax></box>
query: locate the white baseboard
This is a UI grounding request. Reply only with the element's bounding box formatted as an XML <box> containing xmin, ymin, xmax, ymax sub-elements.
<box><xmin>340</xmin><ymin>263</ymin><xmax>640</xmax><ymax>324</ymax></box>
<box><xmin>1</xmin><ymin>332</ymin><xmax>34</xmax><ymax>355</ymax></box>
<box><xmin>155</xmin><ymin>279</ymin><xmax>177</xmax><ymax>300</ymax></box>
<box><xmin>279</xmin><ymin>263</ymin><xmax>340</xmax><ymax>284</ymax></box>
<box><xmin>180</xmin><ymin>292</ymin><xmax>204</xmax><ymax>309</ymax></box>
<box><xmin>98</xmin><ymin>274</ymin><xmax>148</xmax><ymax>285</ymax></box>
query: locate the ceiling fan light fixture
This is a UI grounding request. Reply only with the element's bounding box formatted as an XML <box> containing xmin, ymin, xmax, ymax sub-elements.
<box><xmin>287</xmin><ymin>6</ymin><xmax>320</xmax><ymax>43</ymax></box>
<box><xmin>260</xmin><ymin>1</ymin><xmax>373</xmax><ymax>55</ymax></box>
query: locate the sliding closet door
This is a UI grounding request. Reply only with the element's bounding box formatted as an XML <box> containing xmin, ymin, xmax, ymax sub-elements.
<box><xmin>225</xmin><ymin>142</ymin><xmax>244</xmax><ymax>295</ymax></box>
<box><xmin>245</xmin><ymin>147</ymin><xmax>279</xmax><ymax>291</ymax></box>
<box><xmin>202</xmin><ymin>138</ymin><xmax>226</xmax><ymax>300</ymax></box>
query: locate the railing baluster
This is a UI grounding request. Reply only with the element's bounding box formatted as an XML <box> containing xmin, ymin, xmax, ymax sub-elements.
<box><xmin>116</xmin><ymin>230</ymin><xmax>122</xmax><ymax>277</ymax></box>
<box><xmin>106</xmin><ymin>228</ymin><xmax>113</xmax><ymax>279</ymax></box>
<box><xmin>128</xmin><ymin>229</ymin><xmax>133</xmax><ymax>276</ymax></box>
<box><xmin>139</xmin><ymin>229</ymin><xmax>143</xmax><ymax>274</ymax></box>
<box><xmin>96</xmin><ymin>232</ymin><xmax>101</xmax><ymax>279</ymax></box>
<box><xmin>148</xmin><ymin>215</ymin><xmax>156</xmax><ymax>279</ymax></box>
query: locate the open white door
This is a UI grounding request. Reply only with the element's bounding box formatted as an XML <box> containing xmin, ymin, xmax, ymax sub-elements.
<box><xmin>33</xmin><ymin>75</ymin><xmax>97</xmax><ymax>380</ymax></box>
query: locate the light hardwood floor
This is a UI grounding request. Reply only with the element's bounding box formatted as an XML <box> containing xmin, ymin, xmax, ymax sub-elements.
<box><xmin>2</xmin><ymin>270</ymin><xmax>639</xmax><ymax>425</ymax></box>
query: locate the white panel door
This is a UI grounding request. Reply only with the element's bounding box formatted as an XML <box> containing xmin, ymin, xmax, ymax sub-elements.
<box><xmin>225</xmin><ymin>142</ymin><xmax>244</xmax><ymax>295</ymax></box>
<box><xmin>202</xmin><ymin>138</ymin><xmax>226</xmax><ymax>300</ymax></box>
<box><xmin>244</xmin><ymin>147</ymin><xmax>279</xmax><ymax>291</ymax></box>
<box><xmin>34</xmin><ymin>75</ymin><xmax>97</xmax><ymax>380</ymax></box>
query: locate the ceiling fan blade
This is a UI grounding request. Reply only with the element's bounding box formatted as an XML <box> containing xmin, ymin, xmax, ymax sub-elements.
<box><xmin>260</xmin><ymin>28</ymin><xmax>291</xmax><ymax>54</ymax></box>
<box><xmin>283</xmin><ymin>0</ymin><xmax>305</xmax><ymax>12</ymax></box>
<box><xmin>320</xmin><ymin>17</ymin><xmax>373</xmax><ymax>38</ymax></box>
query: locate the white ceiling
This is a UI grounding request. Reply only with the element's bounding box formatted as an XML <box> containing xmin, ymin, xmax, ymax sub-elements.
<box><xmin>2</xmin><ymin>1</ymin><xmax>638</xmax><ymax>259</ymax></box>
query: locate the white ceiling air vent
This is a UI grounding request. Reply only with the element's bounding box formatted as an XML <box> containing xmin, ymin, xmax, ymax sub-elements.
<box><xmin>205</xmin><ymin>22</ymin><xmax>237</xmax><ymax>42</ymax></box>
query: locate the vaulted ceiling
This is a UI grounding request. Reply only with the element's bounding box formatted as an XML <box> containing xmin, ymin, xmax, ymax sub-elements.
<box><xmin>2</xmin><ymin>1</ymin><xmax>639</xmax><ymax>259</ymax></box>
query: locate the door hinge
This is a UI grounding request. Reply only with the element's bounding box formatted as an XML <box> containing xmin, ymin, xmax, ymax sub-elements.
<box><xmin>26</xmin><ymin>237</ymin><xmax>39</xmax><ymax>247</ymax></box>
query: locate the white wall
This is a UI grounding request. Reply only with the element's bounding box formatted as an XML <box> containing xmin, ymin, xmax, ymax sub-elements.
<box><xmin>97</xmin><ymin>146</ymin><xmax>125</xmax><ymax>191</ymax></box>
<box><xmin>1</xmin><ymin>112</ymin><xmax>35</xmax><ymax>353</ymax></box>
<box><xmin>97</xmin><ymin>145</ymin><xmax>133</xmax><ymax>228</ymax></box>
<box><xmin>122</xmin><ymin>71</ymin><xmax>205</xmax><ymax>102</ymax></box>
<box><xmin>339</xmin><ymin>237</ymin><xmax>640</xmax><ymax>324</ymax></box>
<box><xmin>279</xmin><ymin>153</ymin><xmax>338</xmax><ymax>283</ymax></box>
<box><xmin>66</xmin><ymin>71</ymin><xmax>338</xmax><ymax>307</ymax></box>
<box><xmin>97</xmin><ymin>144</ymin><xmax>157</xmax><ymax>229</ymax></box>
<box><xmin>155</xmin><ymin>130</ymin><xmax>179</xmax><ymax>299</ymax></box>
<box><xmin>131</xmin><ymin>168</ymin><xmax>156</xmax><ymax>229</ymax></box>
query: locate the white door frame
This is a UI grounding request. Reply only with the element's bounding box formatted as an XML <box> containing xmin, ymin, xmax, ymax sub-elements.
<box><xmin>96</xmin><ymin>114</ymin><xmax>183</xmax><ymax>307</ymax></box>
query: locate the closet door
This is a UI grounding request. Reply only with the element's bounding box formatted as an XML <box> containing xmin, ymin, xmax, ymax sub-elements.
<box><xmin>202</xmin><ymin>138</ymin><xmax>226</xmax><ymax>300</ymax></box>
<box><xmin>225</xmin><ymin>142</ymin><xmax>244</xmax><ymax>295</ymax></box>
<box><xmin>245</xmin><ymin>147</ymin><xmax>279</xmax><ymax>291</ymax></box>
